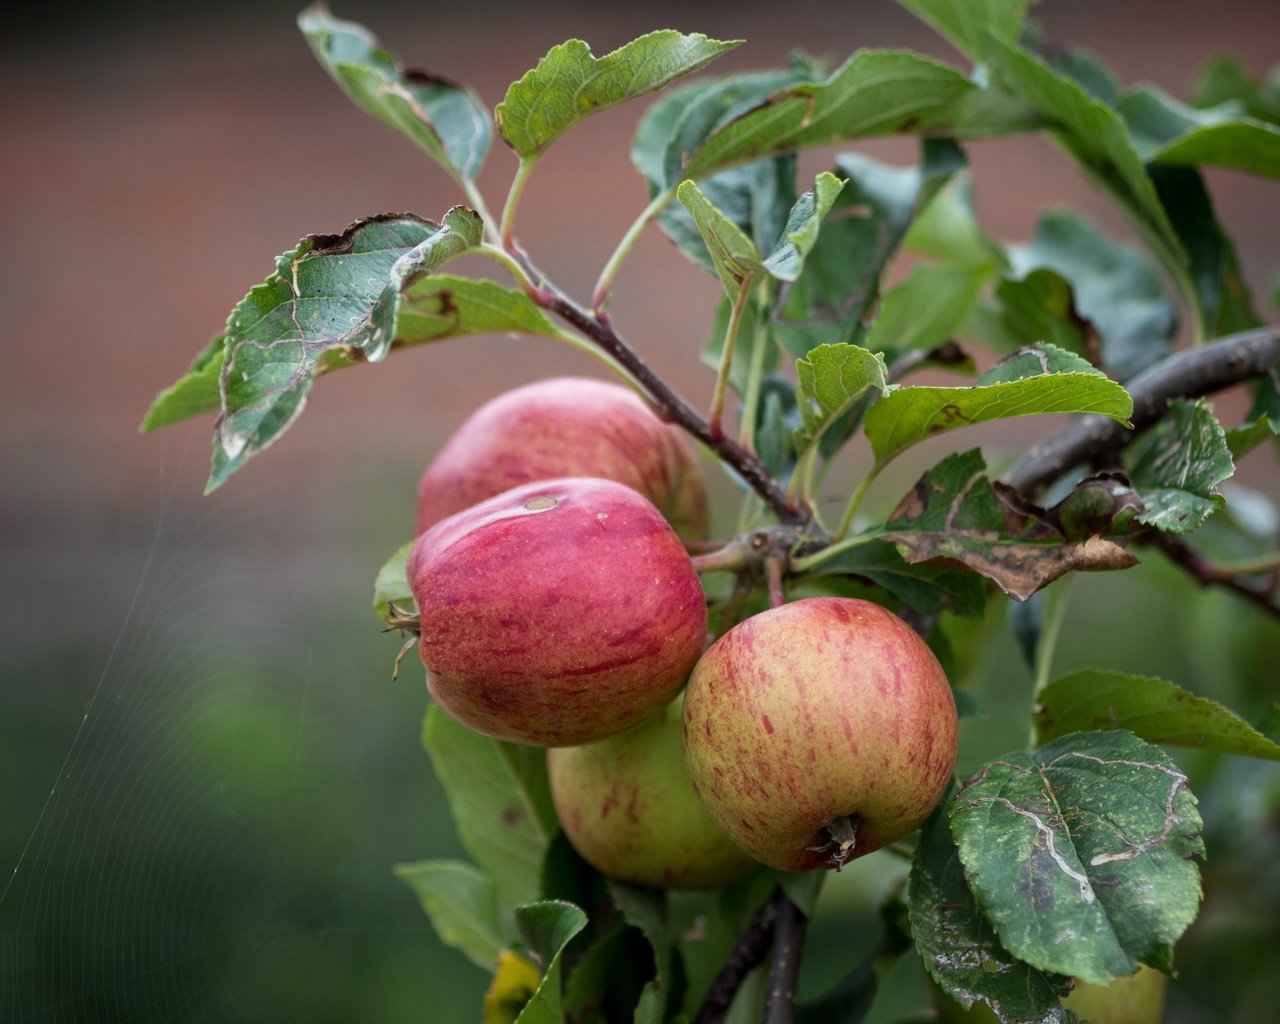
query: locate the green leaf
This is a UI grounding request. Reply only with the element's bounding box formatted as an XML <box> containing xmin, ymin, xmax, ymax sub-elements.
<box><xmin>1125</xmin><ymin>399</ymin><xmax>1235</xmax><ymax>534</ymax></box>
<box><xmin>298</xmin><ymin>5</ymin><xmax>492</xmax><ymax>182</ymax></box>
<box><xmin>983</xmin><ymin>36</ymin><xmax>1187</xmax><ymax>312</ymax></box>
<box><xmin>881</xmin><ymin>450</ymin><xmax>1139</xmax><ymax>601</ymax></box>
<box><xmin>775</xmin><ymin>141</ymin><xmax>968</xmax><ymax>358</ymax></box>
<box><xmin>1001</xmin><ymin>211</ymin><xmax>1178</xmax><ymax>378</ymax></box>
<box><xmin>395</xmin><ymin>274</ymin><xmax>565</xmax><ymax>344</ymax></box>
<box><xmin>206</xmin><ymin>211</ymin><xmax>486</xmax><ymax>491</ymax></box>
<box><xmin>951</xmin><ymin>730</ymin><xmax>1204</xmax><ymax>985</ymax></box>
<box><xmin>422</xmin><ymin>705</ymin><xmax>558</xmax><ymax>906</ymax></box>
<box><xmin>893</xmin><ymin>0</ymin><xmax>1035</xmax><ymax>64</ymax></box>
<box><xmin>761</xmin><ymin>172</ymin><xmax>846</xmax><ymax>282</ymax></box>
<box><xmin>1035</xmin><ymin>670</ymin><xmax>1280</xmax><ymax>761</ymax></box>
<box><xmin>675</xmin><ymin>179</ymin><xmax>765</xmax><ymax>294</ymax></box>
<box><xmin>1119</xmin><ymin>86</ymin><xmax>1280</xmax><ymax>178</ymax></box>
<box><xmin>1190</xmin><ymin>57</ymin><xmax>1280</xmax><ymax>126</ymax></box>
<box><xmin>607</xmin><ymin>882</ymin><xmax>675</xmax><ymax>1023</ymax></box>
<box><xmin>910</xmin><ymin>801</ymin><xmax>1071</xmax><ymax>1021</ymax></box>
<box><xmin>904</xmin><ymin>177</ymin><xmax>1002</xmax><ymax>270</ymax></box>
<box><xmin>139</xmin><ymin>335</ymin><xmax>226</xmax><ymax>432</ymax></box>
<box><xmin>793</xmin><ymin>343</ymin><xmax>889</xmax><ymax>458</ymax></box>
<box><xmin>393</xmin><ymin>859</ymin><xmax>511</xmax><ymax>971</ymax></box>
<box><xmin>372</xmin><ymin>540</ymin><xmax>415</xmax><ymax>621</ymax></box>
<box><xmin>513</xmin><ymin>901</ymin><xmax>589</xmax><ymax>1024</ymax></box>
<box><xmin>562</xmin><ymin>922</ymin><xmax>653</xmax><ymax>1024</ymax></box>
<box><xmin>1148</xmin><ymin>165</ymin><xmax>1261</xmax><ymax>338</ymax></box>
<box><xmin>863</xmin><ymin>343</ymin><xmax>1133</xmax><ymax>467</ymax></box>
<box><xmin>497</xmin><ymin>31</ymin><xmax>740</xmax><ymax>159</ymax></box>
<box><xmin>685</xmin><ymin>51</ymin><xmax>980</xmax><ymax>179</ymax></box>
<box><xmin>865</xmin><ymin>263</ymin><xmax>990</xmax><ymax>357</ymax></box>
<box><xmin>809</xmin><ymin>539</ymin><xmax>987</xmax><ymax>618</ymax></box>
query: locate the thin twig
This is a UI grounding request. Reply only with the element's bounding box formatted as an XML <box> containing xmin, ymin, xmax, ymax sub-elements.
<box><xmin>1142</xmin><ymin>532</ymin><xmax>1280</xmax><ymax>621</ymax></box>
<box><xmin>542</xmin><ymin>290</ymin><xmax>806</xmax><ymax>525</ymax></box>
<box><xmin>762</xmin><ymin>889</ymin><xmax>809</xmax><ymax>1024</ymax></box>
<box><xmin>693</xmin><ymin>894</ymin><xmax>778</xmax><ymax>1024</ymax></box>
<box><xmin>1004</xmin><ymin>325</ymin><xmax>1280</xmax><ymax>498</ymax></box>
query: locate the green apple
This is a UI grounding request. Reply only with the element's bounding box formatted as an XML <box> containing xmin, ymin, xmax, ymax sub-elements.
<box><xmin>549</xmin><ymin>695</ymin><xmax>760</xmax><ymax>890</ymax></box>
<box><xmin>409</xmin><ymin>477</ymin><xmax>707</xmax><ymax>747</ymax></box>
<box><xmin>682</xmin><ymin>597</ymin><xmax>958</xmax><ymax>871</ymax></box>
<box><xmin>415</xmin><ymin>377</ymin><xmax>708</xmax><ymax>539</ymax></box>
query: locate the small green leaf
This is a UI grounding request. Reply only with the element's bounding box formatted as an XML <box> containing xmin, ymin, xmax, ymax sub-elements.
<box><xmin>497</xmin><ymin>31</ymin><xmax>740</xmax><ymax>159</ymax></box>
<box><xmin>372</xmin><ymin>540</ymin><xmax>415</xmax><ymax>621</ymax></box>
<box><xmin>607</xmin><ymin>882</ymin><xmax>674</xmax><ymax>1023</ymax></box>
<box><xmin>395</xmin><ymin>274</ymin><xmax>565</xmax><ymax>344</ymax></box>
<box><xmin>793</xmin><ymin>343</ymin><xmax>889</xmax><ymax>457</ymax></box>
<box><xmin>298</xmin><ymin>5</ymin><xmax>492</xmax><ymax>182</ymax></box>
<box><xmin>675</xmin><ymin>180</ymin><xmax>765</xmax><ymax>294</ymax></box>
<box><xmin>513</xmin><ymin>901</ymin><xmax>590</xmax><ymax>1024</ymax></box>
<box><xmin>139</xmin><ymin>335</ymin><xmax>226</xmax><ymax>432</ymax></box>
<box><xmin>1190</xmin><ymin>57</ymin><xmax>1280</xmax><ymax>126</ymax></box>
<box><xmin>393</xmin><ymin>859</ymin><xmax>511</xmax><ymax>971</ymax></box>
<box><xmin>761</xmin><ymin>172</ymin><xmax>846</xmax><ymax>282</ymax></box>
<box><xmin>1036</xmin><ymin>670</ymin><xmax>1280</xmax><ymax>760</ymax></box>
<box><xmin>951</xmin><ymin>730</ymin><xmax>1204</xmax><ymax>985</ymax></box>
<box><xmin>1125</xmin><ymin>399</ymin><xmax>1235</xmax><ymax>534</ymax></box>
<box><xmin>864</xmin><ymin>343</ymin><xmax>1133</xmax><ymax>467</ymax></box>
<box><xmin>1119</xmin><ymin>86</ymin><xmax>1280</xmax><ymax>178</ymax></box>
<box><xmin>910</xmin><ymin>801</ymin><xmax>1071</xmax><ymax>1021</ymax></box>
<box><xmin>881</xmin><ymin>450</ymin><xmax>1139</xmax><ymax>601</ymax></box>
<box><xmin>686</xmin><ymin>50</ymin><xmax>978</xmax><ymax>179</ymax></box>
<box><xmin>904</xmin><ymin>177</ymin><xmax>1003</xmax><ymax>270</ymax></box>
<box><xmin>422</xmin><ymin>706</ymin><xmax>558</xmax><ymax>906</ymax></box>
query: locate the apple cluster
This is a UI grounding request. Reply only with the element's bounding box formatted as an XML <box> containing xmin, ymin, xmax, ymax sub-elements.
<box><xmin>406</xmin><ymin>378</ymin><xmax>959</xmax><ymax>889</ymax></box>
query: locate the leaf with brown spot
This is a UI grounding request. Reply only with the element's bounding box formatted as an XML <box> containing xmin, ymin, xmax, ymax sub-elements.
<box><xmin>881</xmin><ymin>450</ymin><xmax>1139</xmax><ymax>601</ymax></box>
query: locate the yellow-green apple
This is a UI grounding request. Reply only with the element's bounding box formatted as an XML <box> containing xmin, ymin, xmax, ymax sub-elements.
<box><xmin>548</xmin><ymin>695</ymin><xmax>760</xmax><ymax>890</ymax></box>
<box><xmin>409</xmin><ymin>477</ymin><xmax>707</xmax><ymax>747</ymax></box>
<box><xmin>931</xmin><ymin>965</ymin><xmax>1167</xmax><ymax>1023</ymax></box>
<box><xmin>682</xmin><ymin>597</ymin><xmax>957</xmax><ymax>871</ymax></box>
<box><xmin>415</xmin><ymin>377</ymin><xmax>708</xmax><ymax>538</ymax></box>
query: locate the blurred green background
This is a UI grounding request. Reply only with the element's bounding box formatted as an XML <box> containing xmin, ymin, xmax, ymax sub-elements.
<box><xmin>3</xmin><ymin>1</ymin><xmax>1278</xmax><ymax>1021</ymax></box>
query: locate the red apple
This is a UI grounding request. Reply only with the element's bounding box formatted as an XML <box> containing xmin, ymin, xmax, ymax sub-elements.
<box><xmin>548</xmin><ymin>695</ymin><xmax>760</xmax><ymax>890</ymax></box>
<box><xmin>682</xmin><ymin>597</ymin><xmax>957</xmax><ymax>871</ymax></box>
<box><xmin>415</xmin><ymin>377</ymin><xmax>708</xmax><ymax>538</ymax></box>
<box><xmin>409</xmin><ymin>477</ymin><xmax>708</xmax><ymax>746</ymax></box>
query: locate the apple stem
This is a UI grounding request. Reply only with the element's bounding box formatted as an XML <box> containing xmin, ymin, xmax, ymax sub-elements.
<box><xmin>765</xmin><ymin>556</ymin><xmax>787</xmax><ymax>609</ymax></box>
<box><xmin>763</xmin><ymin>888</ymin><xmax>809</xmax><ymax>1024</ymax></box>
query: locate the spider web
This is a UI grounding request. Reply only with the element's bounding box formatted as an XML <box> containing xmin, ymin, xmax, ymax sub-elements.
<box><xmin>0</xmin><ymin>439</ymin><xmax>484</xmax><ymax>1022</ymax></box>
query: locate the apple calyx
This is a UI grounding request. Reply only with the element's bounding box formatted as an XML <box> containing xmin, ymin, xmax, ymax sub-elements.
<box><xmin>382</xmin><ymin>601</ymin><xmax>421</xmax><ymax>681</ymax></box>
<box><xmin>808</xmin><ymin>815</ymin><xmax>861</xmax><ymax>871</ymax></box>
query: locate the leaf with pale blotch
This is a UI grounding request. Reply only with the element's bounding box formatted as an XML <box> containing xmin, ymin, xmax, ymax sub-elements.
<box><xmin>485</xmin><ymin>951</ymin><xmax>544</xmax><ymax>1024</ymax></box>
<box><xmin>882</xmin><ymin>450</ymin><xmax>1138</xmax><ymax>601</ymax></box>
<box><xmin>497</xmin><ymin>31</ymin><xmax>740</xmax><ymax>159</ymax></box>
<box><xmin>685</xmin><ymin>50</ymin><xmax>980</xmax><ymax>179</ymax></box>
<box><xmin>910</xmin><ymin>801</ymin><xmax>1074</xmax><ymax>1023</ymax></box>
<box><xmin>951</xmin><ymin>730</ymin><xmax>1203</xmax><ymax>985</ymax></box>
<box><xmin>864</xmin><ymin>343</ymin><xmax>1133</xmax><ymax>468</ymax></box>
<box><xmin>422</xmin><ymin>706</ymin><xmax>558</xmax><ymax>906</ymax></box>
<box><xmin>298</xmin><ymin>5</ymin><xmax>492</xmax><ymax>182</ymax></box>
<box><xmin>208</xmin><ymin>214</ymin><xmax>444</xmax><ymax>491</ymax></box>
<box><xmin>1120</xmin><ymin>87</ymin><xmax>1280</xmax><ymax>178</ymax></box>
<box><xmin>373</xmin><ymin>540</ymin><xmax>415</xmax><ymax>621</ymax></box>
<box><xmin>761</xmin><ymin>172</ymin><xmax>846</xmax><ymax>282</ymax></box>
<box><xmin>512</xmin><ymin>901</ymin><xmax>589</xmax><ymax>1024</ymax></box>
<box><xmin>793</xmin><ymin>343</ymin><xmax>889</xmax><ymax>457</ymax></box>
<box><xmin>1036</xmin><ymin>670</ymin><xmax>1280</xmax><ymax>761</ymax></box>
<box><xmin>1125</xmin><ymin>399</ymin><xmax>1234</xmax><ymax>534</ymax></box>
<box><xmin>394</xmin><ymin>859</ymin><xmax>512</xmax><ymax>972</ymax></box>
<box><xmin>139</xmin><ymin>335</ymin><xmax>226</xmax><ymax>432</ymax></box>
<box><xmin>675</xmin><ymin>179</ymin><xmax>764</xmax><ymax>295</ymax></box>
